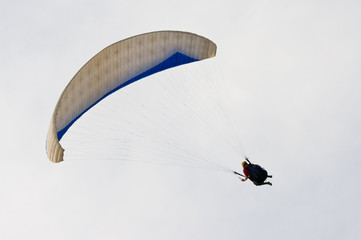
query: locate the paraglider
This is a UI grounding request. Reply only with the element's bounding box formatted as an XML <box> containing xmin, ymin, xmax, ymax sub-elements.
<box><xmin>45</xmin><ymin>30</ymin><xmax>274</xmax><ymax>188</ymax></box>
<box><xmin>234</xmin><ymin>158</ymin><xmax>272</xmax><ymax>186</ymax></box>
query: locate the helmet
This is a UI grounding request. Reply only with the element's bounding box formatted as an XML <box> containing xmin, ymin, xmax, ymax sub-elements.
<box><xmin>241</xmin><ymin>161</ymin><xmax>247</xmax><ymax>168</ymax></box>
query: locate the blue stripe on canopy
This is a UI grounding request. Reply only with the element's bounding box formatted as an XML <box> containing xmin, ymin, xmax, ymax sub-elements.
<box><xmin>57</xmin><ymin>52</ymin><xmax>198</xmax><ymax>141</ymax></box>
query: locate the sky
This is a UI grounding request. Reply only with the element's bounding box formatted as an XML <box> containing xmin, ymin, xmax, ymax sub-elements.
<box><xmin>1</xmin><ymin>0</ymin><xmax>361</xmax><ymax>239</ymax></box>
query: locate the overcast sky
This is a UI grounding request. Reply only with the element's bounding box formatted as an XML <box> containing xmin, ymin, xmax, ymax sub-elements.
<box><xmin>1</xmin><ymin>0</ymin><xmax>361</xmax><ymax>239</ymax></box>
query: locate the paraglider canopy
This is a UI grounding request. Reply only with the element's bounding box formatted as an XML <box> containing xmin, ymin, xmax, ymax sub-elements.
<box><xmin>46</xmin><ymin>31</ymin><xmax>217</xmax><ymax>163</ymax></box>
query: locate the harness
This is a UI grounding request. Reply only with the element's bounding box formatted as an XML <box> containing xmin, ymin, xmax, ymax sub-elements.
<box><xmin>245</xmin><ymin>164</ymin><xmax>268</xmax><ymax>184</ymax></box>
